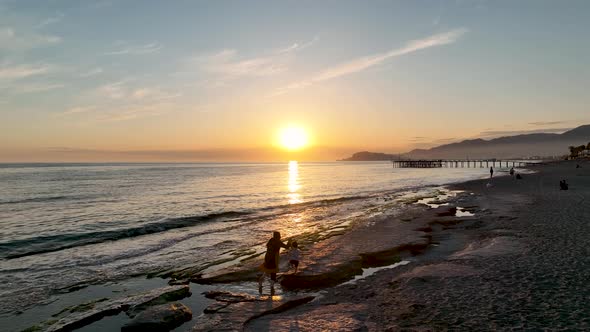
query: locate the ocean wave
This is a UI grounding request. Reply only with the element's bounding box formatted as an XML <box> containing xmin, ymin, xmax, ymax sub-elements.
<box><xmin>0</xmin><ymin>193</ymin><xmax>394</xmax><ymax>260</ymax></box>
<box><xmin>0</xmin><ymin>210</ymin><xmax>252</xmax><ymax>259</ymax></box>
<box><xmin>0</xmin><ymin>196</ymin><xmax>71</xmax><ymax>205</ymax></box>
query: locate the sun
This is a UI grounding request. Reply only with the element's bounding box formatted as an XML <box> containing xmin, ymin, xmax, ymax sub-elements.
<box><xmin>278</xmin><ymin>126</ymin><xmax>309</xmax><ymax>150</ymax></box>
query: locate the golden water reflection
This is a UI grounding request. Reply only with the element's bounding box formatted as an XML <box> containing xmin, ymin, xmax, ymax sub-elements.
<box><xmin>287</xmin><ymin>161</ymin><xmax>302</xmax><ymax>204</ymax></box>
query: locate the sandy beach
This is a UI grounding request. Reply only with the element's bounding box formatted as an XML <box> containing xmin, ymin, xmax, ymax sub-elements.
<box><xmin>237</xmin><ymin>160</ymin><xmax>590</xmax><ymax>331</ymax></box>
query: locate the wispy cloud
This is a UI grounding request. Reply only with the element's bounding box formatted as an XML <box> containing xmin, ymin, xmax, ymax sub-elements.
<box><xmin>54</xmin><ymin>106</ymin><xmax>96</xmax><ymax>117</ymax></box>
<box><xmin>478</xmin><ymin>127</ymin><xmax>571</xmax><ymax>138</ymax></box>
<box><xmin>79</xmin><ymin>67</ymin><xmax>103</xmax><ymax>77</ymax></box>
<box><xmin>96</xmin><ymin>79</ymin><xmax>182</xmax><ymax>102</ymax></box>
<box><xmin>195</xmin><ymin>49</ymin><xmax>286</xmax><ymax>77</ymax></box>
<box><xmin>55</xmin><ymin>100</ymin><xmax>180</xmax><ymax>123</ymax></box>
<box><xmin>0</xmin><ymin>63</ymin><xmax>53</xmax><ymax>80</ymax></box>
<box><xmin>433</xmin><ymin>137</ymin><xmax>457</xmax><ymax>143</ymax></box>
<box><xmin>104</xmin><ymin>42</ymin><xmax>162</xmax><ymax>55</ymax></box>
<box><xmin>36</xmin><ymin>13</ymin><xmax>64</xmax><ymax>28</ymax></box>
<box><xmin>0</xmin><ymin>26</ymin><xmax>61</xmax><ymax>50</ymax></box>
<box><xmin>95</xmin><ymin>103</ymin><xmax>175</xmax><ymax>122</ymax></box>
<box><xmin>131</xmin><ymin>87</ymin><xmax>182</xmax><ymax>101</ymax></box>
<box><xmin>192</xmin><ymin>36</ymin><xmax>318</xmax><ymax>79</ymax></box>
<box><xmin>12</xmin><ymin>82</ymin><xmax>64</xmax><ymax>93</ymax></box>
<box><xmin>408</xmin><ymin>136</ymin><xmax>457</xmax><ymax>146</ymax></box>
<box><xmin>528</xmin><ymin>121</ymin><xmax>565</xmax><ymax>126</ymax></box>
<box><xmin>97</xmin><ymin>79</ymin><xmax>129</xmax><ymax>99</ymax></box>
<box><xmin>272</xmin><ymin>29</ymin><xmax>467</xmax><ymax>96</ymax></box>
<box><xmin>276</xmin><ymin>35</ymin><xmax>319</xmax><ymax>54</ymax></box>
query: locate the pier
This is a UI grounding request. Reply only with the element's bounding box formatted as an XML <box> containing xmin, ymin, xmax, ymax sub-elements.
<box><xmin>392</xmin><ymin>159</ymin><xmax>531</xmax><ymax>168</ymax></box>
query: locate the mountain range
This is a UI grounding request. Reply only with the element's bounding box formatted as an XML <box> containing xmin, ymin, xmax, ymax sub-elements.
<box><xmin>341</xmin><ymin>125</ymin><xmax>590</xmax><ymax>161</ymax></box>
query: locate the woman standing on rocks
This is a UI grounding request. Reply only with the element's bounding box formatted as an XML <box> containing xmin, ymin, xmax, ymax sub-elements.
<box><xmin>258</xmin><ymin>231</ymin><xmax>289</xmax><ymax>294</ymax></box>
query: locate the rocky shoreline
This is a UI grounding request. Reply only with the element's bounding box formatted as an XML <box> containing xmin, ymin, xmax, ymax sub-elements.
<box><xmin>244</xmin><ymin>160</ymin><xmax>590</xmax><ymax>330</ymax></box>
<box><xmin>16</xmin><ymin>160</ymin><xmax>590</xmax><ymax>331</ymax></box>
<box><xmin>19</xmin><ymin>184</ymin><xmax>471</xmax><ymax>331</ymax></box>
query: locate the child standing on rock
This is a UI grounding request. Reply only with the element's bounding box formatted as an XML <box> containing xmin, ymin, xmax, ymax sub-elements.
<box><xmin>287</xmin><ymin>241</ymin><xmax>301</xmax><ymax>273</ymax></box>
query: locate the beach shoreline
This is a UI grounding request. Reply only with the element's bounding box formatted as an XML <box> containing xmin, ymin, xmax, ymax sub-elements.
<box><xmin>9</xmin><ymin>160</ymin><xmax>589</xmax><ymax>331</ymax></box>
<box><xmin>243</xmin><ymin>160</ymin><xmax>590</xmax><ymax>331</ymax></box>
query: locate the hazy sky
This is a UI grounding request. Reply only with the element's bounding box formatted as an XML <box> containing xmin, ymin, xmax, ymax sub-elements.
<box><xmin>1</xmin><ymin>0</ymin><xmax>589</xmax><ymax>161</ymax></box>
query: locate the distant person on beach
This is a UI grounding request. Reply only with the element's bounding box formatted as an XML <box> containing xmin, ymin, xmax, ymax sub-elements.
<box><xmin>509</xmin><ymin>167</ymin><xmax>515</xmax><ymax>176</ymax></box>
<box><xmin>490</xmin><ymin>167</ymin><xmax>494</xmax><ymax>178</ymax></box>
<box><xmin>516</xmin><ymin>173</ymin><xmax>523</xmax><ymax>180</ymax></box>
<box><xmin>258</xmin><ymin>231</ymin><xmax>289</xmax><ymax>293</ymax></box>
<box><xmin>560</xmin><ymin>180</ymin><xmax>569</xmax><ymax>190</ymax></box>
<box><xmin>287</xmin><ymin>241</ymin><xmax>301</xmax><ymax>273</ymax></box>
<box><xmin>576</xmin><ymin>164</ymin><xmax>581</xmax><ymax>168</ymax></box>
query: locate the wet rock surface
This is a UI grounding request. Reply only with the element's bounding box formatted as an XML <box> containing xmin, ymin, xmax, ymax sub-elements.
<box><xmin>192</xmin><ymin>290</ymin><xmax>315</xmax><ymax>332</ymax></box>
<box><xmin>194</xmin><ymin>204</ymin><xmax>443</xmax><ymax>292</ymax></box>
<box><xmin>25</xmin><ymin>285</ymin><xmax>191</xmax><ymax>332</ymax></box>
<box><xmin>121</xmin><ymin>302</ymin><xmax>192</xmax><ymax>332</ymax></box>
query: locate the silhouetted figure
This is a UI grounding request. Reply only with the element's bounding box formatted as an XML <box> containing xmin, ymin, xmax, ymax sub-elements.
<box><xmin>258</xmin><ymin>231</ymin><xmax>288</xmax><ymax>293</ymax></box>
<box><xmin>490</xmin><ymin>167</ymin><xmax>494</xmax><ymax>178</ymax></box>
<box><xmin>287</xmin><ymin>241</ymin><xmax>301</xmax><ymax>273</ymax></box>
<box><xmin>560</xmin><ymin>180</ymin><xmax>569</xmax><ymax>190</ymax></box>
<box><xmin>576</xmin><ymin>164</ymin><xmax>581</xmax><ymax>168</ymax></box>
<box><xmin>509</xmin><ymin>167</ymin><xmax>515</xmax><ymax>176</ymax></box>
<box><xmin>516</xmin><ymin>173</ymin><xmax>523</xmax><ymax>180</ymax></box>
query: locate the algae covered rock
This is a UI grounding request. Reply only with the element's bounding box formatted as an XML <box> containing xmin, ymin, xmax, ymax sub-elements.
<box><xmin>122</xmin><ymin>302</ymin><xmax>192</xmax><ymax>332</ymax></box>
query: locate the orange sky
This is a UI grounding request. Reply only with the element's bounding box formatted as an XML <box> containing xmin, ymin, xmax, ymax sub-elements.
<box><xmin>2</xmin><ymin>1</ymin><xmax>590</xmax><ymax>162</ymax></box>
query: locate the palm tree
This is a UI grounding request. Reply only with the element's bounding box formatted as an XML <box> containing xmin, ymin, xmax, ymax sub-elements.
<box><xmin>569</xmin><ymin>146</ymin><xmax>576</xmax><ymax>158</ymax></box>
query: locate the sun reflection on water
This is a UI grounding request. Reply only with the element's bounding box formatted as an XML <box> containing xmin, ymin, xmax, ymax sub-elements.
<box><xmin>287</xmin><ymin>161</ymin><xmax>302</xmax><ymax>204</ymax></box>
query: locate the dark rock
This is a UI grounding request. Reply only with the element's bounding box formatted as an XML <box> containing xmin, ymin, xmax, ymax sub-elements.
<box><xmin>122</xmin><ymin>302</ymin><xmax>192</xmax><ymax>332</ymax></box>
<box><xmin>243</xmin><ymin>296</ymin><xmax>315</xmax><ymax>325</ymax></box>
<box><xmin>360</xmin><ymin>250</ymin><xmax>401</xmax><ymax>267</ymax></box>
<box><xmin>127</xmin><ymin>285</ymin><xmax>191</xmax><ymax>317</ymax></box>
<box><xmin>193</xmin><ymin>268</ymin><xmax>260</xmax><ymax>284</ymax></box>
<box><xmin>51</xmin><ymin>298</ymin><xmax>109</xmax><ymax>317</ymax></box>
<box><xmin>203</xmin><ymin>290</ymin><xmax>262</xmax><ymax>303</ymax></box>
<box><xmin>168</xmin><ymin>278</ymin><xmax>190</xmax><ymax>286</ymax></box>
<box><xmin>34</xmin><ymin>285</ymin><xmax>191</xmax><ymax>332</ymax></box>
<box><xmin>280</xmin><ymin>261</ymin><xmax>363</xmax><ymax>290</ymax></box>
<box><xmin>203</xmin><ymin>302</ymin><xmax>231</xmax><ymax>314</ymax></box>
<box><xmin>436</xmin><ymin>207</ymin><xmax>457</xmax><ymax>217</ymax></box>
<box><xmin>430</xmin><ymin>219</ymin><xmax>463</xmax><ymax>227</ymax></box>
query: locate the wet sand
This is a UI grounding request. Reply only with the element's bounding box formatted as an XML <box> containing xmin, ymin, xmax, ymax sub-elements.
<box><xmin>245</xmin><ymin>160</ymin><xmax>590</xmax><ymax>331</ymax></box>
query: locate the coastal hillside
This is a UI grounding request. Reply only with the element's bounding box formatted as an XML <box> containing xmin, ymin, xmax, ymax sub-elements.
<box><xmin>341</xmin><ymin>125</ymin><xmax>590</xmax><ymax>160</ymax></box>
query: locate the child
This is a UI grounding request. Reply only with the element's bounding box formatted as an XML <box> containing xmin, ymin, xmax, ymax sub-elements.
<box><xmin>287</xmin><ymin>241</ymin><xmax>301</xmax><ymax>273</ymax></box>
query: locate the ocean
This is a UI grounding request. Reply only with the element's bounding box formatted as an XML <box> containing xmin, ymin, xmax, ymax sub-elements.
<box><xmin>0</xmin><ymin>161</ymin><xmax>491</xmax><ymax>318</ymax></box>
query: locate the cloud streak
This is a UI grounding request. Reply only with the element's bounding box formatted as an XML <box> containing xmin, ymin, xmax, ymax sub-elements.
<box><xmin>0</xmin><ymin>26</ymin><xmax>61</xmax><ymax>50</ymax></box>
<box><xmin>12</xmin><ymin>82</ymin><xmax>64</xmax><ymax>93</ymax></box>
<box><xmin>104</xmin><ymin>42</ymin><xmax>162</xmax><ymax>55</ymax></box>
<box><xmin>195</xmin><ymin>49</ymin><xmax>286</xmax><ymax>77</ymax></box>
<box><xmin>96</xmin><ymin>79</ymin><xmax>181</xmax><ymax>102</ymax></box>
<box><xmin>36</xmin><ymin>13</ymin><xmax>64</xmax><ymax>28</ymax></box>
<box><xmin>478</xmin><ymin>127</ymin><xmax>571</xmax><ymax>138</ymax></box>
<box><xmin>193</xmin><ymin>36</ymin><xmax>319</xmax><ymax>79</ymax></box>
<box><xmin>528</xmin><ymin>121</ymin><xmax>565</xmax><ymax>126</ymax></box>
<box><xmin>0</xmin><ymin>63</ymin><xmax>53</xmax><ymax>80</ymax></box>
<box><xmin>79</xmin><ymin>68</ymin><xmax>103</xmax><ymax>77</ymax></box>
<box><xmin>272</xmin><ymin>28</ymin><xmax>468</xmax><ymax>96</ymax></box>
<box><xmin>54</xmin><ymin>106</ymin><xmax>96</xmax><ymax>117</ymax></box>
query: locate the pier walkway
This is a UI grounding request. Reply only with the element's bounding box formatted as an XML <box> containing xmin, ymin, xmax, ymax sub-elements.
<box><xmin>392</xmin><ymin>159</ymin><xmax>532</xmax><ymax>168</ymax></box>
